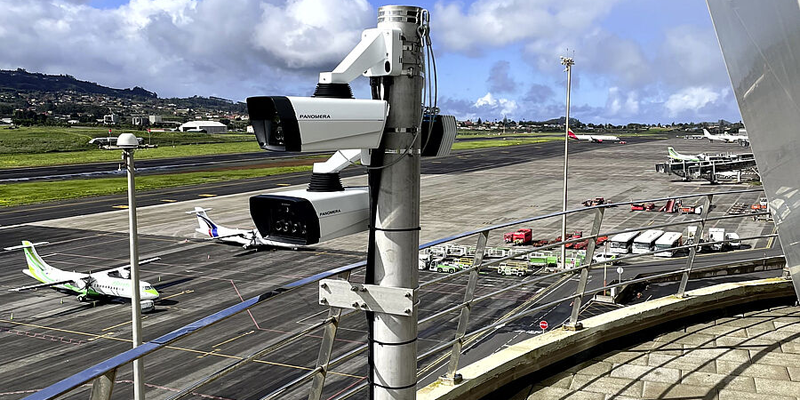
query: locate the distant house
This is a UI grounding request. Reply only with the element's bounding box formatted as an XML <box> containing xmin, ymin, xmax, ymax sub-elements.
<box><xmin>0</xmin><ymin>117</ymin><xmax>12</xmax><ymax>125</ymax></box>
<box><xmin>178</xmin><ymin>121</ymin><xmax>227</xmax><ymax>134</ymax></box>
<box><xmin>149</xmin><ymin>115</ymin><xmax>163</xmax><ymax>124</ymax></box>
<box><xmin>103</xmin><ymin>114</ymin><xmax>119</xmax><ymax>125</ymax></box>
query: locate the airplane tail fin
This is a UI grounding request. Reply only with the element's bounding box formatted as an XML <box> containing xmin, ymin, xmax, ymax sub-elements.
<box><xmin>20</xmin><ymin>241</ymin><xmax>55</xmax><ymax>281</ymax></box>
<box><xmin>567</xmin><ymin>130</ymin><xmax>578</xmax><ymax>140</ymax></box>
<box><xmin>703</xmin><ymin>129</ymin><xmax>713</xmax><ymax>138</ymax></box>
<box><xmin>190</xmin><ymin>207</ymin><xmax>219</xmax><ymax>238</ymax></box>
<box><xmin>668</xmin><ymin>147</ymin><xmax>679</xmax><ymax>159</ymax></box>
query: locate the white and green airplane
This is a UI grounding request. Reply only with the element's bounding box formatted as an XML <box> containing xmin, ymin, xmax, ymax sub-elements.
<box><xmin>7</xmin><ymin>241</ymin><xmax>160</xmax><ymax>310</ymax></box>
<box><xmin>667</xmin><ymin>147</ymin><xmax>707</xmax><ymax>162</ymax></box>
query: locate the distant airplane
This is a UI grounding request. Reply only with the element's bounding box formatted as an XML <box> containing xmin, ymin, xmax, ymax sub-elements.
<box><xmin>568</xmin><ymin>129</ymin><xmax>621</xmax><ymax>143</ymax></box>
<box><xmin>188</xmin><ymin>207</ymin><xmax>303</xmax><ymax>249</ymax></box>
<box><xmin>703</xmin><ymin>129</ymin><xmax>749</xmax><ymax>145</ymax></box>
<box><xmin>667</xmin><ymin>147</ymin><xmax>707</xmax><ymax>162</ymax></box>
<box><xmin>7</xmin><ymin>241</ymin><xmax>160</xmax><ymax>311</ymax></box>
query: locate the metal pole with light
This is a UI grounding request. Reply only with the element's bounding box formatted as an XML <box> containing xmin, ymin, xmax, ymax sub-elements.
<box><xmin>103</xmin><ymin>133</ymin><xmax>154</xmax><ymax>400</ymax></box>
<box><xmin>560</xmin><ymin>56</ymin><xmax>574</xmax><ymax>269</ymax></box>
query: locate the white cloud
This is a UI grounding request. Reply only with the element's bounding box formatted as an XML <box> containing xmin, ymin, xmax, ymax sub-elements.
<box><xmin>475</xmin><ymin>92</ymin><xmax>518</xmax><ymax>116</ymax></box>
<box><xmin>0</xmin><ymin>0</ymin><xmax>374</xmax><ymax>99</ymax></box>
<box><xmin>664</xmin><ymin>86</ymin><xmax>722</xmax><ymax>117</ymax></box>
<box><xmin>658</xmin><ymin>25</ymin><xmax>728</xmax><ymax>87</ymax></box>
<box><xmin>605</xmin><ymin>87</ymin><xmax>639</xmax><ymax>117</ymax></box>
<box><xmin>433</xmin><ymin>0</ymin><xmax>619</xmax><ymax>54</ymax></box>
<box><xmin>253</xmin><ymin>0</ymin><xmax>373</xmax><ymax>69</ymax></box>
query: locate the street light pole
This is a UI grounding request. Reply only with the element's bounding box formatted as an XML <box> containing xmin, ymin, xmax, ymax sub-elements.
<box><xmin>124</xmin><ymin>147</ymin><xmax>145</xmax><ymax>400</ymax></box>
<box><xmin>560</xmin><ymin>56</ymin><xmax>574</xmax><ymax>269</ymax></box>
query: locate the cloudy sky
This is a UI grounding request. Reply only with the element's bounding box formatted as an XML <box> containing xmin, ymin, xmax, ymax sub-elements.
<box><xmin>0</xmin><ymin>0</ymin><xmax>742</xmax><ymax>124</ymax></box>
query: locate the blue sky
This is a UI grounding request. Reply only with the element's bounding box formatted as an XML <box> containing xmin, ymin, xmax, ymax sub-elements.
<box><xmin>0</xmin><ymin>0</ymin><xmax>741</xmax><ymax>124</ymax></box>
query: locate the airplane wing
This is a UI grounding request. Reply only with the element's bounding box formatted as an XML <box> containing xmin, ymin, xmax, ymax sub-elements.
<box><xmin>93</xmin><ymin>257</ymin><xmax>161</xmax><ymax>274</ymax></box>
<box><xmin>8</xmin><ymin>279</ymin><xmax>74</xmax><ymax>292</ymax></box>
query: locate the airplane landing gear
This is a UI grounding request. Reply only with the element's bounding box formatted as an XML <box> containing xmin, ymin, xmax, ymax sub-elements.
<box><xmin>76</xmin><ymin>294</ymin><xmax>86</xmax><ymax>302</ymax></box>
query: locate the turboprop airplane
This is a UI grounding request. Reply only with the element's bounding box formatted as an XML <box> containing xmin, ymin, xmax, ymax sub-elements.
<box><xmin>188</xmin><ymin>207</ymin><xmax>302</xmax><ymax>249</ymax></box>
<box><xmin>668</xmin><ymin>147</ymin><xmax>707</xmax><ymax>162</ymax></box>
<box><xmin>703</xmin><ymin>129</ymin><xmax>749</xmax><ymax>145</ymax></box>
<box><xmin>7</xmin><ymin>241</ymin><xmax>160</xmax><ymax>310</ymax></box>
<box><xmin>568</xmin><ymin>129</ymin><xmax>621</xmax><ymax>143</ymax></box>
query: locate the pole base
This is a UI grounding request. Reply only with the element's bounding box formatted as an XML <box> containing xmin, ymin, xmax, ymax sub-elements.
<box><xmin>563</xmin><ymin>322</ymin><xmax>583</xmax><ymax>331</ymax></box>
<box><xmin>441</xmin><ymin>373</ymin><xmax>463</xmax><ymax>386</ymax></box>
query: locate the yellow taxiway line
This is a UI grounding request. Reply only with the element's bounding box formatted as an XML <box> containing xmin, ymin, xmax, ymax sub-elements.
<box><xmin>0</xmin><ymin>319</ymin><xmax>363</xmax><ymax>379</ymax></box>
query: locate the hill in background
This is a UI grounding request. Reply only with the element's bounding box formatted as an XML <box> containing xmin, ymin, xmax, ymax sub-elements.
<box><xmin>0</xmin><ymin>68</ymin><xmax>157</xmax><ymax>99</ymax></box>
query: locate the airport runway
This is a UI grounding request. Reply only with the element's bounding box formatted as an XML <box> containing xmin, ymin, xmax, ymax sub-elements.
<box><xmin>0</xmin><ymin>135</ymin><xmax>557</xmax><ymax>183</ymax></box>
<box><xmin>0</xmin><ymin>134</ymin><xmax>777</xmax><ymax>399</ymax></box>
<box><xmin>0</xmin><ymin>136</ymin><xmax>656</xmax><ymax>227</ymax></box>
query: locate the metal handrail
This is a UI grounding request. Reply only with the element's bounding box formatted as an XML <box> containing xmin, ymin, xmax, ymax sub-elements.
<box><xmin>25</xmin><ymin>187</ymin><xmax>771</xmax><ymax>400</ymax></box>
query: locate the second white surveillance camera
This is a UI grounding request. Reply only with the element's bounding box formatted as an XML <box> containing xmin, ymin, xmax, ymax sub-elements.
<box><xmin>247</xmin><ymin>96</ymin><xmax>389</xmax><ymax>152</ymax></box>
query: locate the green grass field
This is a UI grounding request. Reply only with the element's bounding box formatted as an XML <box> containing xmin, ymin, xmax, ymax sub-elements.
<box><xmin>0</xmin><ymin>141</ymin><xmax>263</xmax><ymax>169</ymax></box>
<box><xmin>0</xmin><ymin>126</ymin><xmax>252</xmax><ymax>155</ymax></box>
<box><xmin>0</xmin><ymin>126</ymin><xmax>260</xmax><ymax>168</ymax></box>
<box><xmin>451</xmin><ymin>137</ymin><xmax>561</xmax><ymax>150</ymax></box>
<box><xmin>0</xmin><ymin>165</ymin><xmax>312</xmax><ymax>207</ymax></box>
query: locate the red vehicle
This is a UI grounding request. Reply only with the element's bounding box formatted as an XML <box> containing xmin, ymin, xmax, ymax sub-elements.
<box><xmin>555</xmin><ymin>231</ymin><xmax>582</xmax><ymax>248</ymax></box>
<box><xmin>503</xmin><ymin>228</ymin><xmax>532</xmax><ymax>245</ymax></box>
<box><xmin>595</xmin><ymin>236</ymin><xmax>609</xmax><ymax>246</ymax></box>
<box><xmin>631</xmin><ymin>203</ymin><xmax>656</xmax><ymax>211</ymax></box>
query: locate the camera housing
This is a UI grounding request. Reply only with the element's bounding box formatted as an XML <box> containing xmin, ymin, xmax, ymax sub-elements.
<box><xmin>247</xmin><ymin>96</ymin><xmax>389</xmax><ymax>152</ymax></box>
<box><xmin>249</xmin><ymin>187</ymin><xmax>369</xmax><ymax>246</ymax></box>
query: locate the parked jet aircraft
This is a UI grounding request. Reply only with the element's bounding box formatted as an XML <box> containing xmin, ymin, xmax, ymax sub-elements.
<box><xmin>7</xmin><ymin>241</ymin><xmax>160</xmax><ymax>310</ymax></box>
<box><xmin>668</xmin><ymin>147</ymin><xmax>707</xmax><ymax>162</ymax></box>
<box><xmin>188</xmin><ymin>207</ymin><xmax>303</xmax><ymax>249</ymax></box>
<box><xmin>568</xmin><ymin>129</ymin><xmax>621</xmax><ymax>143</ymax></box>
<box><xmin>703</xmin><ymin>129</ymin><xmax>749</xmax><ymax>145</ymax></box>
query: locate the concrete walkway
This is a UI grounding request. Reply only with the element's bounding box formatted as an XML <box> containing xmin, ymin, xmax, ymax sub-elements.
<box><xmin>515</xmin><ymin>305</ymin><xmax>800</xmax><ymax>400</ymax></box>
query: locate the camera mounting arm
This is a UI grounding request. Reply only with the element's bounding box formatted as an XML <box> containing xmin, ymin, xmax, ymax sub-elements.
<box><xmin>312</xmin><ymin>149</ymin><xmax>362</xmax><ymax>174</ymax></box>
<box><xmin>319</xmin><ymin>28</ymin><xmax>402</xmax><ymax>84</ymax></box>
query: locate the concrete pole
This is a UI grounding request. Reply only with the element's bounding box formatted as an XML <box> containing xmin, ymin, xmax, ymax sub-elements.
<box><xmin>371</xmin><ymin>5</ymin><xmax>424</xmax><ymax>400</ymax></box>
<box><xmin>560</xmin><ymin>57</ymin><xmax>574</xmax><ymax>269</ymax></box>
<box><xmin>125</xmin><ymin>149</ymin><xmax>145</xmax><ymax>400</ymax></box>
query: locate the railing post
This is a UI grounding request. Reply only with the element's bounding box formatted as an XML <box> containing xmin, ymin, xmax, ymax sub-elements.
<box><xmin>677</xmin><ymin>194</ymin><xmax>713</xmax><ymax>297</ymax></box>
<box><xmin>89</xmin><ymin>368</ymin><xmax>117</xmax><ymax>400</ymax></box>
<box><xmin>565</xmin><ymin>207</ymin><xmax>604</xmax><ymax>331</ymax></box>
<box><xmin>307</xmin><ymin>271</ymin><xmax>350</xmax><ymax>400</ymax></box>
<box><xmin>443</xmin><ymin>230</ymin><xmax>490</xmax><ymax>385</ymax></box>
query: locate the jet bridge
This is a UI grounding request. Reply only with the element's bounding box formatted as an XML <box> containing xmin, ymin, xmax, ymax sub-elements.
<box><xmin>655</xmin><ymin>155</ymin><xmax>758</xmax><ymax>183</ymax></box>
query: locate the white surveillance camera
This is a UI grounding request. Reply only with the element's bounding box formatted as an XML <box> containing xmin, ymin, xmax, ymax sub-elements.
<box><xmin>249</xmin><ymin>187</ymin><xmax>369</xmax><ymax>245</ymax></box>
<box><xmin>247</xmin><ymin>96</ymin><xmax>389</xmax><ymax>152</ymax></box>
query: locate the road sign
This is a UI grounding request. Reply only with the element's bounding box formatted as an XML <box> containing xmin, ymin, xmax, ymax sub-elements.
<box><xmin>616</xmin><ymin>266</ymin><xmax>624</xmax><ymax>274</ymax></box>
<box><xmin>539</xmin><ymin>320</ymin><xmax>548</xmax><ymax>330</ymax></box>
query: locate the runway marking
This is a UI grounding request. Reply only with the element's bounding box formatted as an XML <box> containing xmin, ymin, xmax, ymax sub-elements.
<box><xmin>198</xmin><ymin>194</ymin><xmax>217</xmax><ymax>197</ymax></box>
<box><xmin>160</xmin><ymin>290</ymin><xmax>193</xmax><ymax>300</ymax></box>
<box><xmin>161</xmin><ymin>199</ymin><xmax>177</xmax><ymax>203</ymax></box>
<box><xmin>111</xmin><ymin>205</ymin><xmax>129</xmax><ymax>209</ymax></box>
<box><xmin>213</xmin><ymin>330</ymin><xmax>254</xmax><ymax>348</ymax></box>
<box><xmin>276</xmin><ymin>183</ymin><xmax>291</xmax><ymax>186</ymax></box>
<box><xmin>0</xmin><ymin>319</ymin><xmax>363</xmax><ymax>379</ymax></box>
<box><xmin>102</xmin><ymin>315</ymin><xmax>149</xmax><ymax>332</ymax></box>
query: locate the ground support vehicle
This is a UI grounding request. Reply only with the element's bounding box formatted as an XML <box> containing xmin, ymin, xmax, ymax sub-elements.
<box><xmin>608</xmin><ymin>231</ymin><xmax>640</xmax><ymax>254</ymax></box>
<box><xmin>708</xmin><ymin>227</ymin><xmax>728</xmax><ymax>251</ymax></box>
<box><xmin>503</xmin><ymin>228</ymin><xmax>533</xmax><ymax>245</ymax></box>
<box><xmin>430</xmin><ymin>262</ymin><xmax>463</xmax><ymax>273</ymax></box>
<box><xmin>528</xmin><ymin>252</ymin><xmax>559</xmax><ymax>268</ymax></box>
<box><xmin>497</xmin><ymin>261</ymin><xmax>531</xmax><ymax>276</ymax></box>
<box><xmin>654</xmin><ymin>231</ymin><xmax>683</xmax><ymax>257</ymax></box>
<box><xmin>725</xmin><ymin>232</ymin><xmax>741</xmax><ymax>249</ymax></box>
<box><xmin>582</xmin><ymin>197</ymin><xmax>606</xmax><ymax>207</ymax></box>
<box><xmin>632</xmin><ymin>229</ymin><xmax>665</xmax><ymax>254</ymax></box>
